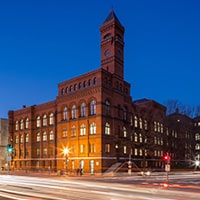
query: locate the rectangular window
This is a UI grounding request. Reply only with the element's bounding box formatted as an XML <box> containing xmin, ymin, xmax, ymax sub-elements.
<box><xmin>80</xmin><ymin>144</ymin><xmax>85</xmax><ymax>153</ymax></box>
<box><xmin>105</xmin><ymin>144</ymin><xmax>110</xmax><ymax>153</ymax></box>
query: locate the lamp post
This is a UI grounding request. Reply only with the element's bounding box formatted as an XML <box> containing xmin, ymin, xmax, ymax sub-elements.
<box><xmin>63</xmin><ymin>147</ymin><xmax>69</xmax><ymax>175</ymax></box>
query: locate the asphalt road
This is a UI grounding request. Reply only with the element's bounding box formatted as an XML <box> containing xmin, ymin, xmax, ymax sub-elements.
<box><xmin>0</xmin><ymin>172</ymin><xmax>200</xmax><ymax>200</ymax></box>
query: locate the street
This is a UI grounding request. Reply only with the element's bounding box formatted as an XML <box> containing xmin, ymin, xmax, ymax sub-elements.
<box><xmin>0</xmin><ymin>172</ymin><xmax>200</xmax><ymax>199</ymax></box>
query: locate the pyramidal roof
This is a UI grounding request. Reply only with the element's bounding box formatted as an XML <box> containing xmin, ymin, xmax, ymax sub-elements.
<box><xmin>104</xmin><ymin>10</ymin><xmax>121</xmax><ymax>24</ymax></box>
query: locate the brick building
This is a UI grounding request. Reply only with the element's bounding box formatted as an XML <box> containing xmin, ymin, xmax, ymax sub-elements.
<box><xmin>8</xmin><ymin>11</ymin><xmax>198</xmax><ymax>174</ymax></box>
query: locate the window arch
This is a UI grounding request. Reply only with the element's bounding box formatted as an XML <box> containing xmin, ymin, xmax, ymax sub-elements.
<box><xmin>123</xmin><ymin>107</ymin><xmax>127</xmax><ymax>121</ymax></box>
<box><xmin>71</xmin><ymin>105</ymin><xmax>76</xmax><ymax>119</ymax></box>
<box><xmin>20</xmin><ymin>134</ymin><xmax>24</xmax><ymax>143</ymax></box>
<box><xmin>43</xmin><ymin>114</ymin><xmax>47</xmax><ymax>126</ymax></box>
<box><xmin>25</xmin><ymin>134</ymin><xmax>29</xmax><ymax>143</ymax></box>
<box><xmin>105</xmin><ymin>122</ymin><xmax>111</xmax><ymax>135</ymax></box>
<box><xmin>36</xmin><ymin>132</ymin><xmax>40</xmax><ymax>142</ymax></box>
<box><xmin>15</xmin><ymin>121</ymin><xmax>19</xmax><ymax>131</ymax></box>
<box><xmin>123</xmin><ymin>126</ymin><xmax>127</xmax><ymax>137</ymax></box>
<box><xmin>36</xmin><ymin>116</ymin><xmax>41</xmax><ymax>128</ymax></box>
<box><xmin>16</xmin><ymin>135</ymin><xmax>19</xmax><ymax>144</ymax></box>
<box><xmin>80</xmin><ymin>102</ymin><xmax>86</xmax><ymax>117</ymax></box>
<box><xmin>20</xmin><ymin>119</ymin><xmax>24</xmax><ymax>130</ymax></box>
<box><xmin>49</xmin><ymin>131</ymin><xmax>54</xmax><ymax>140</ymax></box>
<box><xmin>90</xmin><ymin>100</ymin><xmax>96</xmax><ymax>115</ymax></box>
<box><xmin>63</xmin><ymin>107</ymin><xmax>68</xmax><ymax>120</ymax></box>
<box><xmin>90</xmin><ymin>122</ymin><xmax>96</xmax><ymax>135</ymax></box>
<box><xmin>105</xmin><ymin>100</ymin><xmax>110</xmax><ymax>115</ymax></box>
<box><xmin>80</xmin><ymin>124</ymin><xmax>86</xmax><ymax>136</ymax></box>
<box><xmin>93</xmin><ymin>77</ymin><xmax>97</xmax><ymax>85</ymax></box>
<box><xmin>43</xmin><ymin>132</ymin><xmax>47</xmax><ymax>141</ymax></box>
<box><xmin>49</xmin><ymin>113</ymin><xmax>54</xmax><ymax>125</ymax></box>
<box><xmin>71</xmin><ymin>125</ymin><xmax>76</xmax><ymax>136</ymax></box>
<box><xmin>25</xmin><ymin>118</ymin><xmax>29</xmax><ymax>129</ymax></box>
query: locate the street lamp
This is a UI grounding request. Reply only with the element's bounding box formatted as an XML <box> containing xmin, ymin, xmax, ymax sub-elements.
<box><xmin>63</xmin><ymin>147</ymin><xmax>69</xmax><ymax>174</ymax></box>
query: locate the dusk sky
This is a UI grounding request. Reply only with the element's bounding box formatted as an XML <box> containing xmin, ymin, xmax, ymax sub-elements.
<box><xmin>0</xmin><ymin>0</ymin><xmax>200</xmax><ymax>119</ymax></box>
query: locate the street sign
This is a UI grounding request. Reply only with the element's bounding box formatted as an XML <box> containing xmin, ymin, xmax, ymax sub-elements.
<box><xmin>165</xmin><ymin>164</ymin><xmax>170</xmax><ymax>172</ymax></box>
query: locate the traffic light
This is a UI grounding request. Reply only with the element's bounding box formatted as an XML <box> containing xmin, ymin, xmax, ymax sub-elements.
<box><xmin>163</xmin><ymin>154</ymin><xmax>170</xmax><ymax>163</ymax></box>
<box><xmin>6</xmin><ymin>144</ymin><xmax>13</xmax><ymax>153</ymax></box>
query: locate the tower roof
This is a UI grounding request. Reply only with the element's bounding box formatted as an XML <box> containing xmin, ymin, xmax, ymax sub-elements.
<box><xmin>104</xmin><ymin>10</ymin><xmax>121</xmax><ymax>24</ymax></box>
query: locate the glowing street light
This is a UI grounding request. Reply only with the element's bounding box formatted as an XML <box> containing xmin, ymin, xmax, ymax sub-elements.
<box><xmin>195</xmin><ymin>160</ymin><xmax>200</xmax><ymax>167</ymax></box>
<box><xmin>63</xmin><ymin>147</ymin><xmax>69</xmax><ymax>174</ymax></box>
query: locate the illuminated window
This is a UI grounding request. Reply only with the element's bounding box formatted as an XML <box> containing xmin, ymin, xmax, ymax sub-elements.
<box><xmin>43</xmin><ymin>148</ymin><xmax>47</xmax><ymax>156</ymax></box>
<box><xmin>62</xmin><ymin>128</ymin><xmax>67</xmax><ymax>137</ymax></box>
<box><xmin>71</xmin><ymin>105</ymin><xmax>76</xmax><ymax>119</ymax></box>
<box><xmin>80</xmin><ymin>102</ymin><xmax>86</xmax><ymax>117</ymax></box>
<box><xmin>43</xmin><ymin>115</ymin><xmax>47</xmax><ymax>126</ymax></box>
<box><xmin>80</xmin><ymin>124</ymin><xmax>86</xmax><ymax>136</ymax></box>
<box><xmin>63</xmin><ymin>107</ymin><xmax>68</xmax><ymax>120</ymax></box>
<box><xmin>15</xmin><ymin>121</ymin><xmax>19</xmax><ymax>130</ymax></box>
<box><xmin>25</xmin><ymin>118</ymin><xmax>29</xmax><ymax>129</ymax></box>
<box><xmin>71</xmin><ymin>125</ymin><xmax>76</xmax><ymax>137</ymax></box>
<box><xmin>49</xmin><ymin>113</ymin><xmax>54</xmax><ymax>125</ymax></box>
<box><xmin>134</xmin><ymin>132</ymin><xmax>138</xmax><ymax>142</ymax></box>
<box><xmin>90</xmin><ymin>100</ymin><xmax>96</xmax><ymax>115</ymax></box>
<box><xmin>134</xmin><ymin>116</ymin><xmax>138</xmax><ymax>127</ymax></box>
<box><xmin>36</xmin><ymin>132</ymin><xmax>40</xmax><ymax>142</ymax></box>
<box><xmin>105</xmin><ymin>122</ymin><xmax>111</xmax><ymax>135</ymax></box>
<box><xmin>139</xmin><ymin>118</ymin><xmax>142</xmax><ymax>129</ymax></box>
<box><xmin>123</xmin><ymin>126</ymin><xmax>127</xmax><ymax>137</ymax></box>
<box><xmin>144</xmin><ymin>120</ymin><xmax>148</xmax><ymax>130</ymax></box>
<box><xmin>90</xmin><ymin>144</ymin><xmax>96</xmax><ymax>153</ymax></box>
<box><xmin>20</xmin><ymin>134</ymin><xmax>24</xmax><ymax>143</ymax></box>
<box><xmin>49</xmin><ymin>131</ymin><xmax>54</xmax><ymax>140</ymax></box>
<box><xmin>80</xmin><ymin>144</ymin><xmax>85</xmax><ymax>153</ymax></box>
<box><xmin>105</xmin><ymin>144</ymin><xmax>110</xmax><ymax>153</ymax></box>
<box><xmin>20</xmin><ymin>119</ymin><xmax>24</xmax><ymax>130</ymax></box>
<box><xmin>25</xmin><ymin>134</ymin><xmax>29</xmax><ymax>143</ymax></box>
<box><xmin>90</xmin><ymin>122</ymin><xmax>96</xmax><ymax>135</ymax></box>
<box><xmin>43</xmin><ymin>132</ymin><xmax>47</xmax><ymax>141</ymax></box>
<box><xmin>123</xmin><ymin>146</ymin><xmax>127</xmax><ymax>154</ymax></box>
<box><xmin>16</xmin><ymin>135</ymin><xmax>19</xmax><ymax>144</ymax></box>
<box><xmin>36</xmin><ymin>116</ymin><xmax>41</xmax><ymax>127</ymax></box>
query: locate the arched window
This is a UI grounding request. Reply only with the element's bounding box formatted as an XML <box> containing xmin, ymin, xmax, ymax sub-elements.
<box><xmin>36</xmin><ymin>116</ymin><xmax>41</xmax><ymax>128</ymax></box>
<box><xmin>20</xmin><ymin>134</ymin><xmax>24</xmax><ymax>143</ymax></box>
<box><xmin>36</xmin><ymin>132</ymin><xmax>40</xmax><ymax>142</ymax></box>
<box><xmin>79</xmin><ymin>82</ymin><xmax>82</xmax><ymax>89</ymax></box>
<box><xmin>65</xmin><ymin>87</ymin><xmax>68</xmax><ymax>94</ymax></box>
<box><xmin>63</xmin><ymin>107</ymin><xmax>68</xmax><ymax>120</ymax></box>
<box><xmin>134</xmin><ymin>132</ymin><xmax>138</xmax><ymax>142</ymax></box>
<box><xmin>139</xmin><ymin>118</ymin><xmax>142</xmax><ymax>129</ymax></box>
<box><xmin>134</xmin><ymin>116</ymin><xmax>138</xmax><ymax>127</ymax></box>
<box><xmin>123</xmin><ymin>126</ymin><xmax>127</xmax><ymax>137</ymax></box>
<box><xmin>80</xmin><ymin>124</ymin><xmax>86</xmax><ymax>136</ymax></box>
<box><xmin>93</xmin><ymin>77</ymin><xmax>97</xmax><ymax>85</ymax></box>
<box><xmin>49</xmin><ymin>113</ymin><xmax>54</xmax><ymax>125</ymax></box>
<box><xmin>90</xmin><ymin>122</ymin><xmax>96</xmax><ymax>135</ymax></box>
<box><xmin>20</xmin><ymin>119</ymin><xmax>24</xmax><ymax>130</ymax></box>
<box><xmin>43</xmin><ymin>132</ymin><xmax>47</xmax><ymax>141</ymax></box>
<box><xmin>71</xmin><ymin>125</ymin><xmax>76</xmax><ymax>136</ymax></box>
<box><xmin>105</xmin><ymin>122</ymin><xmax>111</xmax><ymax>135</ymax></box>
<box><xmin>71</xmin><ymin>105</ymin><xmax>76</xmax><ymax>119</ymax></box>
<box><xmin>123</xmin><ymin>107</ymin><xmax>127</xmax><ymax>121</ymax></box>
<box><xmin>43</xmin><ymin>115</ymin><xmax>47</xmax><ymax>126</ymax></box>
<box><xmin>25</xmin><ymin>134</ymin><xmax>29</xmax><ymax>143</ymax></box>
<box><xmin>49</xmin><ymin>131</ymin><xmax>54</xmax><ymax>140</ymax></box>
<box><xmin>90</xmin><ymin>100</ymin><xmax>96</xmax><ymax>115</ymax></box>
<box><xmin>25</xmin><ymin>118</ymin><xmax>29</xmax><ymax>129</ymax></box>
<box><xmin>15</xmin><ymin>121</ymin><xmax>19</xmax><ymax>131</ymax></box>
<box><xmin>61</xmin><ymin>88</ymin><xmax>64</xmax><ymax>95</ymax></box>
<box><xmin>105</xmin><ymin>100</ymin><xmax>110</xmax><ymax>115</ymax></box>
<box><xmin>80</xmin><ymin>102</ymin><xmax>86</xmax><ymax>117</ymax></box>
<box><xmin>16</xmin><ymin>135</ymin><xmax>19</xmax><ymax>144</ymax></box>
<box><xmin>88</xmin><ymin>79</ymin><xmax>92</xmax><ymax>86</ymax></box>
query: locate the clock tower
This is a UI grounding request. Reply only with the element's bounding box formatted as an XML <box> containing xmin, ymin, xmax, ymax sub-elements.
<box><xmin>100</xmin><ymin>11</ymin><xmax>125</xmax><ymax>79</ymax></box>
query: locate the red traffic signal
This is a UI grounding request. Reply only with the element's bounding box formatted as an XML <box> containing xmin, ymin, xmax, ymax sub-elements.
<box><xmin>163</xmin><ymin>154</ymin><xmax>170</xmax><ymax>161</ymax></box>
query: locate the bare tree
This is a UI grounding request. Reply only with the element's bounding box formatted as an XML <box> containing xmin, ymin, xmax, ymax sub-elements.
<box><xmin>165</xmin><ymin>99</ymin><xmax>200</xmax><ymax>118</ymax></box>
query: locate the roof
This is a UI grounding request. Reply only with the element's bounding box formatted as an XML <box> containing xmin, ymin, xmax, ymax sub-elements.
<box><xmin>104</xmin><ymin>10</ymin><xmax>121</xmax><ymax>24</ymax></box>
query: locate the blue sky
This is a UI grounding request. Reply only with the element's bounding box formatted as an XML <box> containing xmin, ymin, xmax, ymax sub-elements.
<box><xmin>0</xmin><ymin>0</ymin><xmax>200</xmax><ymax>118</ymax></box>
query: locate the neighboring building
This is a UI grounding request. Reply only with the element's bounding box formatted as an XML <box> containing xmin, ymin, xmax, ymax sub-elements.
<box><xmin>0</xmin><ymin>118</ymin><xmax>8</xmax><ymax>169</ymax></box>
<box><xmin>132</xmin><ymin>99</ymin><xmax>167</xmax><ymax>170</ymax></box>
<box><xmin>8</xmin><ymin>11</ymin><xmax>199</xmax><ymax>174</ymax></box>
<box><xmin>193</xmin><ymin>116</ymin><xmax>200</xmax><ymax>162</ymax></box>
<box><xmin>165</xmin><ymin>109</ymin><xmax>194</xmax><ymax>168</ymax></box>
